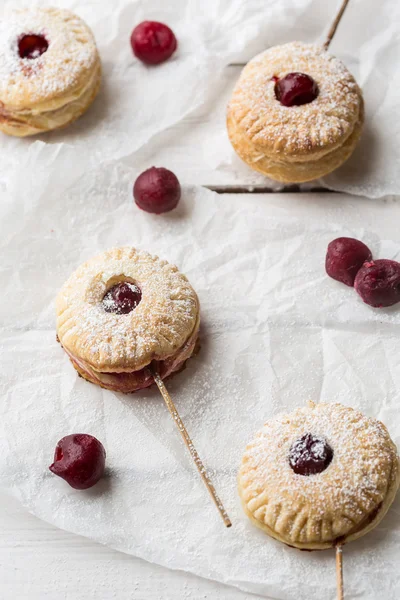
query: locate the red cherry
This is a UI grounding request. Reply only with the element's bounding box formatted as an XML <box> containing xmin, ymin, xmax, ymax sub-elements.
<box><xmin>18</xmin><ymin>34</ymin><xmax>49</xmax><ymax>59</ymax></box>
<box><xmin>275</xmin><ymin>72</ymin><xmax>319</xmax><ymax>107</ymax></box>
<box><xmin>49</xmin><ymin>434</ymin><xmax>106</xmax><ymax>490</ymax></box>
<box><xmin>289</xmin><ymin>433</ymin><xmax>333</xmax><ymax>476</ymax></box>
<box><xmin>103</xmin><ymin>282</ymin><xmax>142</xmax><ymax>314</ymax></box>
<box><xmin>354</xmin><ymin>259</ymin><xmax>400</xmax><ymax>308</ymax></box>
<box><xmin>133</xmin><ymin>167</ymin><xmax>181</xmax><ymax>214</ymax></box>
<box><xmin>130</xmin><ymin>21</ymin><xmax>177</xmax><ymax>65</ymax></box>
<box><xmin>326</xmin><ymin>237</ymin><xmax>373</xmax><ymax>287</ymax></box>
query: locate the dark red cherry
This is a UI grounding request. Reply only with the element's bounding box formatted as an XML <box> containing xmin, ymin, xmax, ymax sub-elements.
<box><xmin>130</xmin><ymin>21</ymin><xmax>177</xmax><ymax>65</ymax></box>
<box><xmin>275</xmin><ymin>72</ymin><xmax>319</xmax><ymax>107</ymax></box>
<box><xmin>354</xmin><ymin>259</ymin><xmax>400</xmax><ymax>308</ymax></box>
<box><xmin>18</xmin><ymin>34</ymin><xmax>49</xmax><ymax>59</ymax></box>
<box><xmin>133</xmin><ymin>166</ymin><xmax>181</xmax><ymax>214</ymax></box>
<box><xmin>326</xmin><ymin>237</ymin><xmax>373</xmax><ymax>287</ymax></box>
<box><xmin>103</xmin><ymin>282</ymin><xmax>142</xmax><ymax>314</ymax></box>
<box><xmin>49</xmin><ymin>434</ymin><xmax>106</xmax><ymax>490</ymax></box>
<box><xmin>289</xmin><ymin>433</ymin><xmax>333</xmax><ymax>476</ymax></box>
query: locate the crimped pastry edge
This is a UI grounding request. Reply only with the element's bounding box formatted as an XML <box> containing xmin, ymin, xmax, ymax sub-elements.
<box><xmin>238</xmin><ymin>452</ymin><xmax>400</xmax><ymax>550</ymax></box>
<box><xmin>227</xmin><ymin>96</ymin><xmax>364</xmax><ymax>183</ymax></box>
<box><xmin>56</xmin><ymin>247</ymin><xmax>200</xmax><ymax>373</ymax></box>
<box><xmin>0</xmin><ymin>58</ymin><xmax>101</xmax><ymax>136</ymax></box>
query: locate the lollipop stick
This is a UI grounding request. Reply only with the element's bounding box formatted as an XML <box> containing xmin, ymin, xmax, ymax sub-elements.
<box><xmin>324</xmin><ymin>0</ymin><xmax>351</xmax><ymax>50</ymax></box>
<box><xmin>149</xmin><ymin>365</ymin><xmax>232</xmax><ymax>528</ymax></box>
<box><xmin>336</xmin><ymin>545</ymin><xmax>344</xmax><ymax>600</ymax></box>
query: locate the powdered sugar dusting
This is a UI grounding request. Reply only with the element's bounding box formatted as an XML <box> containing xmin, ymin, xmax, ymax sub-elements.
<box><xmin>311</xmin><ymin>440</ymin><xmax>326</xmax><ymax>459</ymax></box>
<box><xmin>0</xmin><ymin>7</ymin><xmax>98</xmax><ymax>106</ymax></box>
<box><xmin>228</xmin><ymin>42</ymin><xmax>362</xmax><ymax>156</ymax></box>
<box><xmin>2</xmin><ymin>173</ymin><xmax>400</xmax><ymax>598</ymax></box>
<box><xmin>56</xmin><ymin>247</ymin><xmax>199</xmax><ymax>372</ymax></box>
<box><xmin>102</xmin><ymin>282</ymin><xmax>142</xmax><ymax>314</ymax></box>
<box><xmin>240</xmin><ymin>402</ymin><xmax>399</xmax><ymax>545</ymax></box>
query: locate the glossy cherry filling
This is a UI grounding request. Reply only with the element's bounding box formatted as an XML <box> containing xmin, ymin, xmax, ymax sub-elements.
<box><xmin>102</xmin><ymin>282</ymin><xmax>142</xmax><ymax>314</ymax></box>
<box><xmin>70</xmin><ymin>353</ymin><xmax>186</xmax><ymax>392</ymax></box>
<box><xmin>18</xmin><ymin>34</ymin><xmax>49</xmax><ymax>59</ymax></box>
<box><xmin>275</xmin><ymin>72</ymin><xmax>319</xmax><ymax>107</ymax></box>
<box><xmin>64</xmin><ymin>325</ymin><xmax>198</xmax><ymax>393</ymax></box>
<box><xmin>289</xmin><ymin>433</ymin><xmax>333</xmax><ymax>476</ymax></box>
<box><xmin>101</xmin><ymin>360</ymin><xmax>169</xmax><ymax>389</ymax></box>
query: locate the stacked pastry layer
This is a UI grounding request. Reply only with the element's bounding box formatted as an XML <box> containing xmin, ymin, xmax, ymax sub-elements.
<box><xmin>0</xmin><ymin>7</ymin><xmax>101</xmax><ymax>136</ymax></box>
<box><xmin>56</xmin><ymin>247</ymin><xmax>200</xmax><ymax>393</ymax></box>
<box><xmin>227</xmin><ymin>42</ymin><xmax>364</xmax><ymax>182</ymax></box>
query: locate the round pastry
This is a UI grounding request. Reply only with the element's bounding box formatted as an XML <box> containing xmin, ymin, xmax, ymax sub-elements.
<box><xmin>227</xmin><ymin>42</ymin><xmax>364</xmax><ymax>183</ymax></box>
<box><xmin>0</xmin><ymin>7</ymin><xmax>101</xmax><ymax>137</ymax></box>
<box><xmin>238</xmin><ymin>402</ymin><xmax>399</xmax><ymax>550</ymax></box>
<box><xmin>56</xmin><ymin>247</ymin><xmax>200</xmax><ymax>393</ymax></box>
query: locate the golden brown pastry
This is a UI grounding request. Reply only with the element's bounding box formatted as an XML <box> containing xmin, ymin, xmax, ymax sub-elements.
<box><xmin>227</xmin><ymin>42</ymin><xmax>364</xmax><ymax>183</ymax></box>
<box><xmin>56</xmin><ymin>247</ymin><xmax>200</xmax><ymax>393</ymax></box>
<box><xmin>238</xmin><ymin>402</ymin><xmax>399</xmax><ymax>550</ymax></box>
<box><xmin>0</xmin><ymin>7</ymin><xmax>101</xmax><ymax>137</ymax></box>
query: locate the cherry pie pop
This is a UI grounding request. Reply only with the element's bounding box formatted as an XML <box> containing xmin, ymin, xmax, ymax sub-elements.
<box><xmin>238</xmin><ymin>402</ymin><xmax>399</xmax><ymax>550</ymax></box>
<box><xmin>56</xmin><ymin>248</ymin><xmax>200</xmax><ymax>393</ymax></box>
<box><xmin>0</xmin><ymin>7</ymin><xmax>101</xmax><ymax>136</ymax></box>
<box><xmin>227</xmin><ymin>42</ymin><xmax>364</xmax><ymax>183</ymax></box>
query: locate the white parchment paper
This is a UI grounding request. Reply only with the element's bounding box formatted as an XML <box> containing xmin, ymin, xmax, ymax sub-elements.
<box><xmin>1</xmin><ymin>0</ymin><xmax>400</xmax><ymax>198</ymax></box>
<box><xmin>205</xmin><ymin>0</ymin><xmax>400</xmax><ymax>197</ymax></box>
<box><xmin>0</xmin><ymin>0</ymin><xmax>315</xmax><ymax>178</ymax></box>
<box><xmin>0</xmin><ymin>150</ymin><xmax>399</xmax><ymax>599</ymax></box>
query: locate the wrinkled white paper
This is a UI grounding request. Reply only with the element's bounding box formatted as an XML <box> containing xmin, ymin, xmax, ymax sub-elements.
<box><xmin>0</xmin><ymin>149</ymin><xmax>399</xmax><ymax>599</ymax></box>
<box><xmin>1</xmin><ymin>0</ymin><xmax>400</xmax><ymax>597</ymax></box>
<box><xmin>205</xmin><ymin>0</ymin><xmax>400</xmax><ymax>198</ymax></box>
<box><xmin>1</xmin><ymin>0</ymin><xmax>399</xmax><ymax>197</ymax></box>
<box><xmin>0</xmin><ymin>0</ymin><xmax>315</xmax><ymax>180</ymax></box>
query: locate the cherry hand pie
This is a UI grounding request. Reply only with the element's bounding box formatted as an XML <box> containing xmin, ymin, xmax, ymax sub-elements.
<box><xmin>238</xmin><ymin>402</ymin><xmax>399</xmax><ymax>550</ymax></box>
<box><xmin>56</xmin><ymin>247</ymin><xmax>200</xmax><ymax>393</ymax></box>
<box><xmin>227</xmin><ymin>42</ymin><xmax>364</xmax><ymax>183</ymax></box>
<box><xmin>0</xmin><ymin>7</ymin><xmax>101</xmax><ymax>137</ymax></box>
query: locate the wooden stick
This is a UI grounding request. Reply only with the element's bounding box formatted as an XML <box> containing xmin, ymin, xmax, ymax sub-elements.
<box><xmin>336</xmin><ymin>545</ymin><xmax>344</xmax><ymax>600</ymax></box>
<box><xmin>323</xmin><ymin>0</ymin><xmax>351</xmax><ymax>50</ymax></box>
<box><xmin>149</xmin><ymin>366</ymin><xmax>232</xmax><ymax>528</ymax></box>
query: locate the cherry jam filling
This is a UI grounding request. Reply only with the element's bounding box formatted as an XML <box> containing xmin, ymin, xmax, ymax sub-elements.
<box><xmin>289</xmin><ymin>433</ymin><xmax>333</xmax><ymax>476</ymax></box>
<box><xmin>102</xmin><ymin>282</ymin><xmax>142</xmax><ymax>315</ymax></box>
<box><xmin>274</xmin><ymin>72</ymin><xmax>319</xmax><ymax>107</ymax></box>
<box><xmin>18</xmin><ymin>34</ymin><xmax>49</xmax><ymax>59</ymax></box>
<box><xmin>103</xmin><ymin>365</ymin><xmax>153</xmax><ymax>385</ymax></box>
